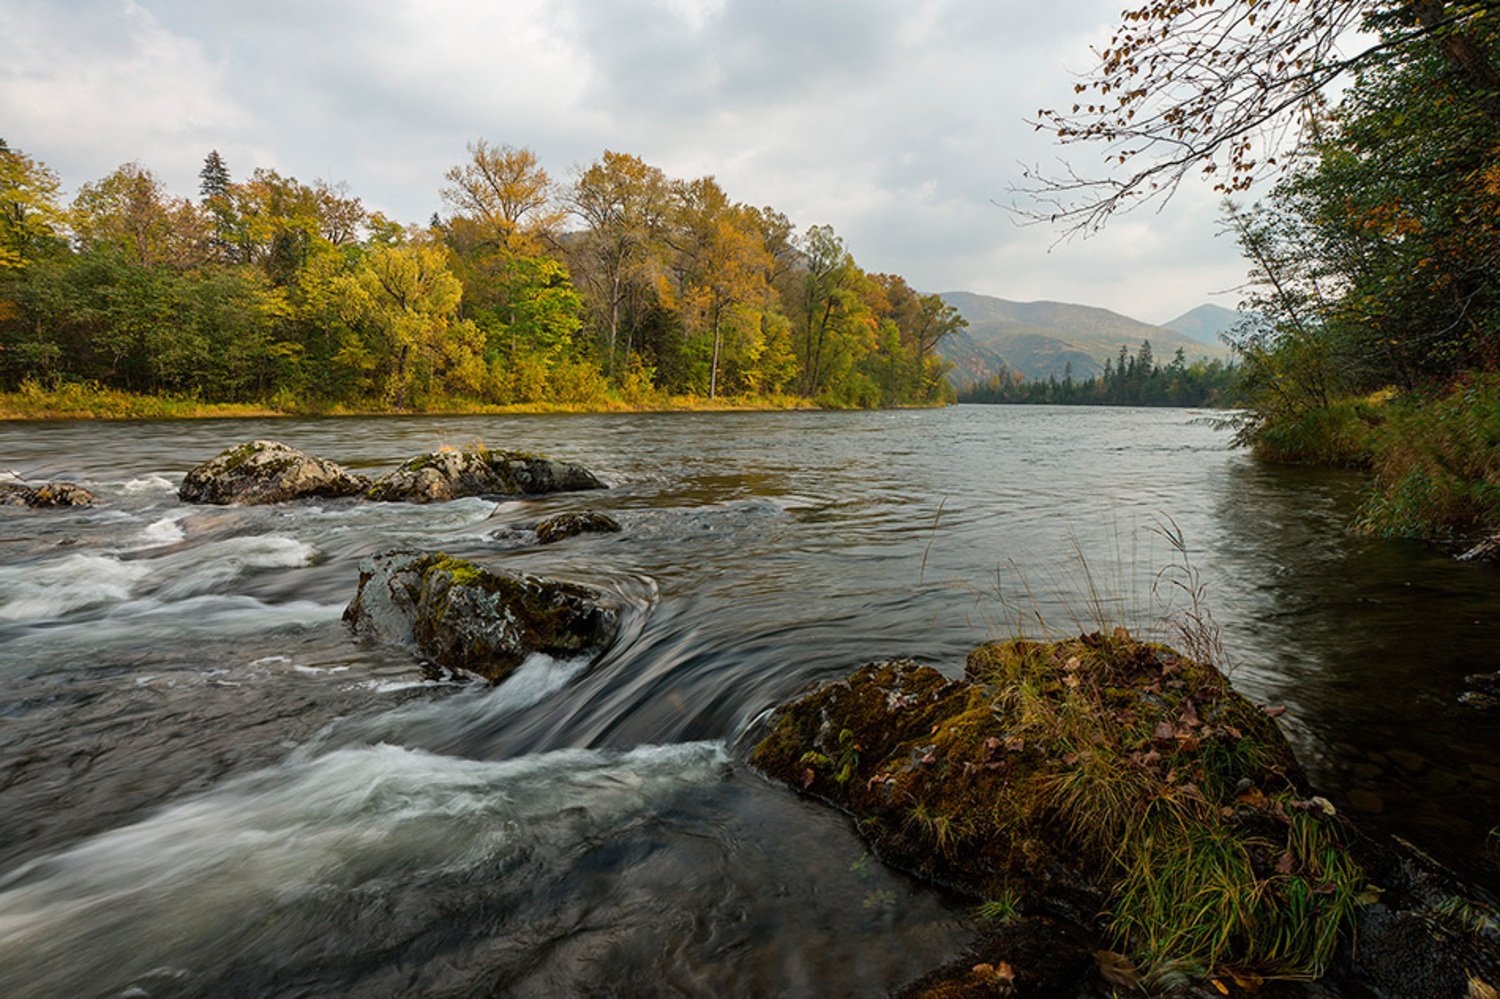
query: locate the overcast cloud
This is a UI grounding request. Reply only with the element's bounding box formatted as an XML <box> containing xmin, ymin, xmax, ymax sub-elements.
<box><xmin>0</xmin><ymin>0</ymin><xmax>1251</xmax><ymax>322</ymax></box>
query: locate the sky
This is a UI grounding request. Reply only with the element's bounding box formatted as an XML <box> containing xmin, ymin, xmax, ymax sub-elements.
<box><xmin>0</xmin><ymin>0</ymin><xmax>1253</xmax><ymax>324</ymax></box>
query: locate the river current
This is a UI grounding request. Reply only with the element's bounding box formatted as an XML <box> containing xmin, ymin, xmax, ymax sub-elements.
<box><xmin>0</xmin><ymin>406</ymin><xmax>1495</xmax><ymax>996</ymax></box>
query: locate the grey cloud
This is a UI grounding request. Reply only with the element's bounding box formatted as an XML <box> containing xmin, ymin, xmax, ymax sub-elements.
<box><xmin>2</xmin><ymin>0</ymin><xmax>1251</xmax><ymax>320</ymax></box>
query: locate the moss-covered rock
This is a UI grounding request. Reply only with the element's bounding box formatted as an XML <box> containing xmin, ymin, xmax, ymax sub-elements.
<box><xmin>178</xmin><ymin>440</ymin><xmax>368</xmax><ymax>505</ymax></box>
<box><xmin>0</xmin><ymin>481</ymin><xmax>95</xmax><ymax>508</ymax></box>
<box><xmin>535</xmin><ymin>511</ymin><xmax>622</xmax><ymax>545</ymax></box>
<box><xmin>343</xmin><ymin>550</ymin><xmax>620</xmax><ymax>682</ymax></box>
<box><xmin>752</xmin><ymin>631</ymin><xmax>1369</xmax><ymax>984</ymax></box>
<box><xmin>366</xmin><ymin>448</ymin><xmax>605</xmax><ymax>504</ymax></box>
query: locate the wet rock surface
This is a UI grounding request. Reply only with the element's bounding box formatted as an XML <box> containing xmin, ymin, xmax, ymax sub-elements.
<box><xmin>1461</xmin><ymin>671</ymin><xmax>1500</xmax><ymax>711</ymax></box>
<box><xmin>365</xmin><ymin>448</ymin><xmax>605</xmax><ymax>504</ymax></box>
<box><xmin>0</xmin><ymin>480</ymin><xmax>96</xmax><ymax>508</ymax></box>
<box><xmin>178</xmin><ymin>440</ymin><xmax>368</xmax><ymax>505</ymax></box>
<box><xmin>343</xmin><ymin>550</ymin><xmax>620</xmax><ymax>683</ymax></box>
<box><xmin>752</xmin><ymin>631</ymin><xmax>1500</xmax><ymax>996</ymax></box>
<box><xmin>535</xmin><ymin>511</ymin><xmax>622</xmax><ymax>544</ymax></box>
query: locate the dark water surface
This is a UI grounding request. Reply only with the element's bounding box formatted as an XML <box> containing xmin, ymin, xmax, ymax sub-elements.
<box><xmin>0</xmin><ymin>406</ymin><xmax>1495</xmax><ymax>996</ymax></box>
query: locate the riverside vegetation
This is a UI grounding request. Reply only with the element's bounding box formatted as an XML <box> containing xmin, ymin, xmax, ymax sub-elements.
<box><xmin>1016</xmin><ymin>0</ymin><xmax>1500</xmax><ymax>550</ymax></box>
<box><xmin>0</xmin><ymin>140</ymin><xmax>964</xmax><ymax>416</ymax></box>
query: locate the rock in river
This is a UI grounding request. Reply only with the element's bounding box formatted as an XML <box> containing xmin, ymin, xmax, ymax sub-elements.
<box><xmin>178</xmin><ymin>440</ymin><xmax>368</xmax><ymax>505</ymax></box>
<box><xmin>0</xmin><ymin>481</ymin><xmax>96</xmax><ymax>508</ymax></box>
<box><xmin>535</xmin><ymin>511</ymin><xmax>622</xmax><ymax>545</ymax></box>
<box><xmin>366</xmin><ymin>448</ymin><xmax>605</xmax><ymax>504</ymax></box>
<box><xmin>343</xmin><ymin>550</ymin><xmax>620</xmax><ymax>683</ymax></box>
<box><xmin>752</xmin><ymin>629</ymin><xmax>1500</xmax><ymax>996</ymax></box>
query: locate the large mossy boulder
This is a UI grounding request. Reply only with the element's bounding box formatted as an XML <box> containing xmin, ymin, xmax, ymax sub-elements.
<box><xmin>752</xmin><ymin>631</ymin><xmax>1363</xmax><ymax>984</ymax></box>
<box><xmin>343</xmin><ymin>550</ymin><xmax>620</xmax><ymax>683</ymax></box>
<box><xmin>178</xmin><ymin>440</ymin><xmax>368</xmax><ymax>505</ymax></box>
<box><xmin>0</xmin><ymin>481</ymin><xmax>95</xmax><ymax>508</ymax></box>
<box><xmin>754</xmin><ymin>631</ymin><xmax>1500</xmax><ymax>994</ymax></box>
<box><xmin>366</xmin><ymin>448</ymin><xmax>605</xmax><ymax>504</ymax></box>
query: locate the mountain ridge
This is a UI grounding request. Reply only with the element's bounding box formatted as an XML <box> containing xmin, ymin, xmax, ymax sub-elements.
<box><xmin>936</xmin><ymin>291</ymin><xmax>1233</xmax><ymax>385</ymax></box>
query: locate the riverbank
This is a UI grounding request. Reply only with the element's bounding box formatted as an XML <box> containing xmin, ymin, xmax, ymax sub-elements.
<box><xmin>1241</xmin><ymin>373</ymin><xmax>1500</xmax><ymax>544</ymax></box>
<box><xmin>0</xmin><ymin>381</ymin><xmax>828</xmax><ymax>421</ymax></box>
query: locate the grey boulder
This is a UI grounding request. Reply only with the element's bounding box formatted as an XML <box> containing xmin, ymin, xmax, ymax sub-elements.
<box><xmin>178</xmin><ymin>440</ymin><xmax>369</xmax><ymax>505</ymax></box>
<box><xmin>343</xmin><ymin>550</ymin><xmax>620</xmax><ymax>683</ymax></box>
<box><xmin>366</xmin><ymin>448</ymin><xmax>605</xmax><ymax>504</ymax></box>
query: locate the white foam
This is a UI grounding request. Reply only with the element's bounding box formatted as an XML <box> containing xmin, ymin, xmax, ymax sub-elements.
<box><xmin>139</xmin><ymin>515</ymin><xmax>187</xmax><ymax>545</ymax></box>
<box><xmin>0</xmin><ymin>741</ymin><xmax>727</xmax><ymax>995</ymax></box>
<box><xmin>153</xmin><ymin>535</ymin><xmax>317</xmax><ymax>598</ymax></box>
<box><xmin>0</xmin><ymin>554</ymin><xmax>153</xmax><ymax>622</ymax></box>
<box><xmin>122</xmin><ymin>474</ymin><xmax>176</xmax><ymax>494</ymax></box>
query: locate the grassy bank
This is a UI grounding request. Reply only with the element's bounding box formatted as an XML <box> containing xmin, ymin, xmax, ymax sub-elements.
<box><xmin>1242</xmin><ymin>375</ymin><xmax>1500</xmax><ymax>541</ymax></box>
<box><xmin>0</xmin><ymin>381</ymin><xmax>829</xmax><ymax>421</ymax></box>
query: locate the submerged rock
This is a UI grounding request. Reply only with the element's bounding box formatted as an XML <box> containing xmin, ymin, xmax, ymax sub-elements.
<box><xmin>535</xmin><ymin>511</ymin><xmax>622</xmax><ymax>545</ymax></box>
<box><xmin>366</xmin><ymin>448</ymin><xmax>605</xmax><ymax>504</ymax></box>
<box><xmin>0</xmin><ymin>481</ymin><xmax>96</xmax><ymax>508</ymax></box>
<box><xmin>1460</xmin><ymin>670</ymin><xmax>1500</xmax><ymax>711</ymax></box>
<box><xmin>178</xmin><ymin>440</ymin><xmax>368</xmax><ymax>505</ymax></box>
<box><xmin>752</xmin><ymin>630</ymin><xmax>1500</xmax><ymax>994</ymax></box>
<box><xmin>343</xmin><ymin>550</ymin><xmax>620</xmax><ymax>683</ymax></box>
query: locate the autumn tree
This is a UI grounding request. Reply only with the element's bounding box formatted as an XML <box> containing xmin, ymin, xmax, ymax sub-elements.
<box><xmin>358</xmin><ymin>240</ymin><xmax>484</xmax><ymax>406</ymax></box>
<box><xmin>568</xmin><ymin>151</ymin><xmax>670</xmax><ymax>375</ymax></box>
<box><xmin>667</xmin><ymin>177</ymin><xmax>776</xmax><ymax>397</ymax></box>
<box><xmin>1026</xmin><ymin>0</ymin><xmax>1500</xmax><ymax>234</ymax></box>
<box><xmin>442</xmin><ymin>141</ymin><xmax>563</xmax><ymax>254</ymax></box>
<box><xmin>72</xmin><ymin>163</ymin><xmax>209</xmax><ymax>268</ymax></box>
<box><xmin>0</xmin><ymin>140</ymin><xmax>67</xmax><ymax>270</ymax></box>
<box><xmin>794</xmin><ymin>224</ymin><xmax>877</xmax><ymax>400</ymax></box>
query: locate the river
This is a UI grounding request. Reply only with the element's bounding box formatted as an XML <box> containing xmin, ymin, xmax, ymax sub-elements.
<box><xmin>0</xmin><ymin>405</ymin><xmax>1495</xmax><ymax>996</ymax></box>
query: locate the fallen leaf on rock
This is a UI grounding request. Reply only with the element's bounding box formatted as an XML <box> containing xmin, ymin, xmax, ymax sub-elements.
<box><xmin>1264</xmin><ymin>704</ymin><xmax>1287</xmax><ymax>717</ymax></box>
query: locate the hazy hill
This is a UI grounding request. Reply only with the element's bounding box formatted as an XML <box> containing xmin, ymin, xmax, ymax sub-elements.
<box><xmin>1161</xmin><ymin>303</ymin><xmax>1244</xmax><ymax>347</ymax></box>
<box><xmin>936</xmin><ymin>291</ymin><xmax>1231</xmax><ymax>384</ymax></box>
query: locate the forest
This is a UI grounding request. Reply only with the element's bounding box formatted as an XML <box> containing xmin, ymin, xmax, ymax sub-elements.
<box><xmin>957</xmin><ymin>340</ymin><xmax>1237</xmax><ymax>407</ymax></box>
<box><xmin>0</xmin><ymin>141</ymin><xmax>963</xmax><ymax>412</ymax></box>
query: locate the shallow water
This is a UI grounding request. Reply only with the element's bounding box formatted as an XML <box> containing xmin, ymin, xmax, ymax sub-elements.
<box><xmin>0</xmin><ymin>406</ymin><xmax>1495</xmax><ymax>996</ymax></box>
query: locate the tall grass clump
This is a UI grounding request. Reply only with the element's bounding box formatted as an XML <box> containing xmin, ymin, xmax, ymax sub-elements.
<box><xmin>1242</xmin><ymin>395</ymin><xmax>1383</xmax><ymax>468</ymax></box>
<box><xmin>1354</xmin><ymin>375</ymin><xmax>1500</xmax><ymax>539</ymax></box>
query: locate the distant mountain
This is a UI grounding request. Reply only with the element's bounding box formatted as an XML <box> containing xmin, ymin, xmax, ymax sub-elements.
<box><xmin>935</xmin><ymin>291</ymin><xmax>1231</xmax><ymax>384</ymax></box>
<box><xmin>935</xmin><ymin>328</ymin><xmax>1012</xmax><ymax>388</ymax></box>
<box><xmin>1161</xmin><ymin>303</ymin><xmax>1244</xmax><ymax>347</ymax></box>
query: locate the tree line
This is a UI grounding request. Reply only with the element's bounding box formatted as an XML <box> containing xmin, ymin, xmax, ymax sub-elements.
<box><xmin>0</xmin><ymin>140</ymin><xmax>965</xmax><ymax>410</ymax></box>
<box><xmin>957</xmin><ymin>341</ymin><xmax>1237</xmax><ymax>407</ymax></box>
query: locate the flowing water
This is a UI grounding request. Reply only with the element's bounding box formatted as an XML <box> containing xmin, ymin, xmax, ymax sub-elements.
<box><xmin>0</xmin><ymin>406</ymin><xmax>1495</xmax><ymax>997</ymax></box>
